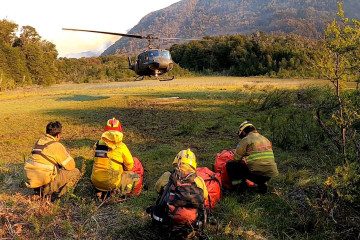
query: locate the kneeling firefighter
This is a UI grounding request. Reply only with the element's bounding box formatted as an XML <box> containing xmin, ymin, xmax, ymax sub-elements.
<box><xmin>148</xmin><ymin>149</ymin><xmax>209</xmax><ymax>236</ymax></box>
<box><xmin>226</xmin><ymin>121</ymin><xmax>279</xmax><ymax>193</ymax></box>
<box><xmin>91</xmin><ymin>118</ymin><xmax>141</xmax><ymax>197</ymax></box>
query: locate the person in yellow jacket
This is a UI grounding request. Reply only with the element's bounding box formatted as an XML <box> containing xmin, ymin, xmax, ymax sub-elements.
<box><xmin>155</xmin><ymin>149</ymin><xmax>208</xmax><ymax>201</ymax></box>
<box><xmin>149</xmin><ymin>149</ymin><xmax>208</xmax><ymax>228</ymax></box>
<box><xmin>226</xmin><ymin>121</ymin><xmax>279</xmax><ymax>193</ymax></box>
<box><xmin>24</xmin><ymin>121</ymin><xmax>81</xmax><ymax>197</ymax></box>
<box><xmin>91</xmin><ymin>118</ymin><xmax>139</xmax><ymax>197</ymax></box>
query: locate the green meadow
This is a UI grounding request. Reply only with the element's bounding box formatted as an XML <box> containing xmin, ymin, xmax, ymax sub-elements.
<box><xmin>0</xmin><ymin>77</ymin><xmax>354</xmax><ymax>239</ymax></box>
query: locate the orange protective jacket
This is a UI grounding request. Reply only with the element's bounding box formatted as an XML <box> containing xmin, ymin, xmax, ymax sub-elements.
<box><xmin>91</xmin><ymin>130</ymin><xmax>134</xmax><ymax>191</ymax></box>
<box><xmin>24</xmin><ymin>134</ymin><xmax>76</xmax><ymax>188</ymax></box>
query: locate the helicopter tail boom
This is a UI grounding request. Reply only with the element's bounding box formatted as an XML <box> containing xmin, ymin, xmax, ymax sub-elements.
<box><xmin>128</xmin><ymin>56</ymin><xmax>134</xmax><ymax>70</ymax></box>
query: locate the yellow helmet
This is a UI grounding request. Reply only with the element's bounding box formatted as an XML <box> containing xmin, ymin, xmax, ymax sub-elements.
<box><xmin>172</xmin><ymin>149</ymin><xmax>197</xmax><ymax>170</ymax></box>
<box><xmin>237</xmin><ymin>121</ymin><xmax>255</xmax><ymax>137</ymax></box>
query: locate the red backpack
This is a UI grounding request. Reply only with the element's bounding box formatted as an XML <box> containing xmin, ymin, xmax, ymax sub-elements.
<box><xmin>214</xmin><ymin>150</ymin><xmax>234</xmax><ymax>189</ymax></box>
<box><xmin>129</xmin><ymin>157</ymin><xmax>144</xmax><ymax>196</ymax></box>
<box><xmin>195</xmin><ymin>167</ymin><xmax>222</xmax><ymax>209</ymax></box>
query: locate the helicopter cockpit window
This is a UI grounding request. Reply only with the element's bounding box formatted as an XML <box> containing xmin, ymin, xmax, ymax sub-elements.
<box><xmin>161</xmin><ymin>51</ymin><xmax>171</xmax><ymax>59</ymax></box>
<box><xmin>148</xmin><ymin>51</ymin><xmax>160</xmax><ymax>60</ymax></box>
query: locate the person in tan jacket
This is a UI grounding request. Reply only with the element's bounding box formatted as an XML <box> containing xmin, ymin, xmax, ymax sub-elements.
<box><xmin>226</xmin><ymin>121</ymin><xmax>278</xmax><ymax>193</ymax></box>
<box><xmin>24</xmin><ymin>121</ymin><xmax>80</xmax><ymax>197</ymax></box>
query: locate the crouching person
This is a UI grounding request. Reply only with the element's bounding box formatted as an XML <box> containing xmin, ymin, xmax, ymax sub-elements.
<box><xmin>148</xmin><ymin>149</ymin><xmax>208</xmax><ymax>238</ymax></box>
<box><xmin>91</xmin><ymin>118</ymin><xmax>141</xmax><ymax>199</ymax></box>
<box><xmin>24</xmin><ymin>121</ymin><xmax>81</xmax><ymax>198</ymax></box>
<box><xmin>226</xmin><ymin>121</ymin><xmax>278</xmax><ymax>193</ymax></box>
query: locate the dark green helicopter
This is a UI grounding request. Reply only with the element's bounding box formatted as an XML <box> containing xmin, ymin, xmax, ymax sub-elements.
<box><xmin>62</xmin><ymin>28</ymin><xmax>201</xmax><ymax>81</ymax></box>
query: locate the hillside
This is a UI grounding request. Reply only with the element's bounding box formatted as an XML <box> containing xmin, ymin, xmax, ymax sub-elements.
<box><xmin>102</xmin><ymin>0</ymin><xmax>360</xmax><ymax>55</ymax></box>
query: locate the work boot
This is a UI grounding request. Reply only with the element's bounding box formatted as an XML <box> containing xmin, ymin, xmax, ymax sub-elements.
<box><xmin>236</xmin><ymin>181</ymin><xmax>248</xmax><ymax>193</ymax></box>
<box><xmin>258</xmin><ymin>182</ymin><xmax>268</xmax><ymax>194</ymax></box>
<box><xmin>33</xmin><ymin>187</ymin><xmax>41</xmax><ymax>195</ymax></box>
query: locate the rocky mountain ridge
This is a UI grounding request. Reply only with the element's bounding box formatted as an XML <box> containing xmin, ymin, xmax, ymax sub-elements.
<box><xmin>102</xmin><ymin>0</ymin><xmax>360</xmax><ymax>56</ymax></box>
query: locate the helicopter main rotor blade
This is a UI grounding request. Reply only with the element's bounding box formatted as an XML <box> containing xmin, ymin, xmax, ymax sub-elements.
<box><xmin>62</xmin><ymin>28</ymin><xmax>144</xmax><ymax>39</ymax></box>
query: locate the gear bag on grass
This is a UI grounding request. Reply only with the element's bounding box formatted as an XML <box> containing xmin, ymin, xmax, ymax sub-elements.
<box><xmin>195</xmin><ymin>167</ymin><xmax>221</xmax><ymax>209</ymax></box>
<box><xmin>150</xmin><ymin>170</ymin><xmax>205</xmax><ymax>227</ymax></box>
<box><xmin>129</xmin><ymin>157</ymin><xmax>144</xmax><ymax>196</ymax></box>
<box><xmin>214</xmin><ymin>150</ymin><xmax>234</xmax><ymax>189</ymax></box>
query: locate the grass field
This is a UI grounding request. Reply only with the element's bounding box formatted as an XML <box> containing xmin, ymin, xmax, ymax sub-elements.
<box><xmin>0</xmin><ymin>77</ymin><xmax>350</xmax><ymax>239</ymax></box>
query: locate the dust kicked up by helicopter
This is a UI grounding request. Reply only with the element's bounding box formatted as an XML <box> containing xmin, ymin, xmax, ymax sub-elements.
<box><xmin>62</xmin><ymin>28</ymin><xmax>203</xmax><ymax>81</ymax></box>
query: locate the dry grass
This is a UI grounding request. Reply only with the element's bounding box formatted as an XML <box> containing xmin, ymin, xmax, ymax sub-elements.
<box><xmin>0</xmin><ymin>77</ymin><xmax>334</xmax><ymax>239</ymax></box>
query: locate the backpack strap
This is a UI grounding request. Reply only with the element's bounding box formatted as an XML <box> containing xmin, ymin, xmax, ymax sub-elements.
<box><xmin>31</xmin><ymin>140</ymin><xmax>58</xmax><ymax>166</ymax></box>
<box><xmin>94</xmin><ymin>141</ymin><xmax>127</xmax><ymax>166</ymax></box>
<box><xmin>94</xmin><ymin>142</ymin><xmax>109</xmax><ymax>158</ymax></box>
<box><xmin>203</xmin><ymin>173</ymin><xmax>222</xmax><ymax>187</ymax></box>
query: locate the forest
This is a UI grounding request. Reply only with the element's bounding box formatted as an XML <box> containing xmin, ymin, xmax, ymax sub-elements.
<box><xmin>0</xmin><ymin>18</ymin><xmax>347</xmax><ymax>90</ymax></box>
<box><xmin>170</xmin><ymin>32</ymin><xmax>320</xmax><ymax>78</ymax></box>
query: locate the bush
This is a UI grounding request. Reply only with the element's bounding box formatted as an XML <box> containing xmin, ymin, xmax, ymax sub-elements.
<box><xmin>326</xmin><ymin>162</ymin><xmax>360</xmax><ymax>205</ymax></box>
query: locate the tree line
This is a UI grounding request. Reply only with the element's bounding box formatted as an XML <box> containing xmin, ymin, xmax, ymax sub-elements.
<box><xmin>170</xmin><ymin>32</ymin><xmax>322</xmax><ymax>78</ymax></box>
<box><xmin>1</xmin><ymin>15</ymin><xmax>359</xmax><ymax>90</ymax></box>
<box><xmin>0</xmin><ymin>18</ymin><xmax>193</xmax><ymax>90</ymax></box>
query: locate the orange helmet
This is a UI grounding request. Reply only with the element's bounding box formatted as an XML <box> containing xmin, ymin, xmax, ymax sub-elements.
<box><xmin>104</xmin><ymin>117</ymin><xmax>122</xmax><ymax>132</ymax></box>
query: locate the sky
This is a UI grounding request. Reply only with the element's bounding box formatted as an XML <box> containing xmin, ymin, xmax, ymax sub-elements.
<box><xmin>0</xmin><ymin>0</ymin><xmax>181</xmax><ymax>57</ymax></box>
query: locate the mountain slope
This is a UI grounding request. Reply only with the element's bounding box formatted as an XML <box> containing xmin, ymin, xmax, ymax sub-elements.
<box><xmin>102</xmin><ymin>0</ymin><xmax>360</xmax><ymax>55</ymax></box>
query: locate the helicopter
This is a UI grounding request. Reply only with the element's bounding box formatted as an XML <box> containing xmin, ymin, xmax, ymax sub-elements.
<box><xmin>62</xmin><ymin>28</ymin><xmax>202</xmax><ymax>81</ymax></box>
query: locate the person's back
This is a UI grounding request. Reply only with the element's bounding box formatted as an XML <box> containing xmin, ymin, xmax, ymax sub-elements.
<box><xmin>235</xmin><ymin>131</ymin><xmax>278</xmax><ymax>177</ymax></box>
<box><xmin>150</xmin><ymin>149</ymin><xmax>208</xmax><ymax>237</ymax></box>
<box><xmin>155</xmin><ymin>165</ymin><xmax>208</xmax><ymax>201</ymax></box>
<box><xmin>227</xmin><ymin>121</ymin><xmax>278</xmax><ymax>193</ymax></box>
<box><xmin>24</xmin><ymin>121</ymin><xmax>80</xmax><ymax>197</ymax></box>
<box><xmin>91</xmin><ymin>130</ymin><xmax>134</xmax><ymax>191</ymax></box>
<box><xmin>91</xmin><ymin>118</ymin><xmax>140</xmax><ymax>196</ymax></box>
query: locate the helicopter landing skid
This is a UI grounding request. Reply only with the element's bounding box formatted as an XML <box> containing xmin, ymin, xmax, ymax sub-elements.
<box><xmin>158</xmin><ymin>75</ymin><xmax>175</xmax><ymax>81</ymax></box>
<box><xmin>134</xmin><ymin>76</ymin><xmax>145</xmax><ymax>81</ymax></box>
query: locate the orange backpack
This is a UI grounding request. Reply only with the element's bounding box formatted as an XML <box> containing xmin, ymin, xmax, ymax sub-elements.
<box><xmin>214</xmin><ymin>150</ymin><xmax>234</xmax><ymax>189</ymax></box>
<box><xmin>149</xmin><ymin>170</ymin><xmax>206</xmax><ymax>230</ymax></box>
<box><xmin>195</xmin><ymin>167</ymin><xmax>222</xmax><ymax>209</ymax></box>
<box><xmin>129</xmin><ymin>157</ymin><xmax>144</xmax><ymax>196</ymax></box>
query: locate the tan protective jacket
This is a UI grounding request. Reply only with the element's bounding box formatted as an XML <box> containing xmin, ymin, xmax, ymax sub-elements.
<box><xmin>24</xmin><ymin>134</ymin><xmax>76</xmax><ymax>188</ymax></box>
<box><xmin>155</xmin><ymin>164</ymin><xmax>209</xmax><ymax>200</ymax></box>
<box><xmin>91</xmin><ymin>130</ymin><xmax>134</xmax><ymax>191</ymax></box>
<box><xmin>234</xmin><ymin>131</ymin><xmax>279</xmax><ymax>177</ymax></box>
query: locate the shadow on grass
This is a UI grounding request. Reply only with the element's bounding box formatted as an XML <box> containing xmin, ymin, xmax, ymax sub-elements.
<box><xmin>62</xmin><ymin>138</ymin><xmax>95</xmax><ymax>148</ymax></box>
<box><xmin>57</xmin><ymin>95</ymin><xmax>109</xmax><ymax>102</ymax></box>
<box><xmin>44</xmin><ymin>103</ymin><xmax>239</xmax><ymax>151</ymax></box>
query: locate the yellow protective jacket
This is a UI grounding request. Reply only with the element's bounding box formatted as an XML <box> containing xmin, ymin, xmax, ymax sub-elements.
<box><xmin>24</xmin><ymin>134</ymin><xmax>76</xmax><ymax>188</ymax></box>
<box><xmin>234</xmin><ymin>131</ymin><xmax>279</xmax><ymax>177</ymax></box>
<box><xmin>91</xmin><ymin>130</ymin><xmax>134</xmax><ymax>191</ymax></box>
<box><xmin>155</xmin><ymin>164</ymin><xmax>209</xmax><ymax>201</ymax></box>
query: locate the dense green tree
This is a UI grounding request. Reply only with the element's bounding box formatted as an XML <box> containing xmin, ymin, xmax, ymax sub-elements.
<box><xmin>170</xmin><ymin>32</ymin><xmax>320</xmax><ymax>77</ymax></box>
<box><xmin>317</xmin><ymin>2</ymin><xmax>360</xmax><ymax>157</ymax></box>
<box><xmin>0</xmin><ymin>19</ymin><xmax>18</xmax><ymax>46</ymax></box>
<box><xmin>316</xmin><ymin>2</ymin><xmax>360</xmax><ymax>205</ymax></box>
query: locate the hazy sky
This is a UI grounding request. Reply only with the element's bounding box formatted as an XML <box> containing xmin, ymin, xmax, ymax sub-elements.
<box><xmin>0</xmin><ymin>0</ymin><xmax>181</xmax><ymax>57</ymax></box>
